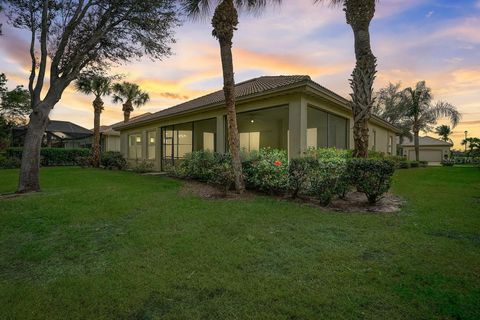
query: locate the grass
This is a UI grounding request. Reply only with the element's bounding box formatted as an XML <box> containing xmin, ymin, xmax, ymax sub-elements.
<box><xmin>0</xmin><ymin>166</ymin><xmax>479</xmax><ymax>319</ymax></box>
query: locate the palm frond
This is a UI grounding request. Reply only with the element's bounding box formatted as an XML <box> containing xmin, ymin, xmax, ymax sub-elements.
<box><xmin>430</xmin><ymin>101</ymin><xmax>461</xmax><ymax>128</ymax></box>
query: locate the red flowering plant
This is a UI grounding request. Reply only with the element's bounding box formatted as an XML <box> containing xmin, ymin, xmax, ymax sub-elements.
<box><xmin>243</xmin><ymin>148</ymin><xmax>289</xmax><ymax>194</ymax></box>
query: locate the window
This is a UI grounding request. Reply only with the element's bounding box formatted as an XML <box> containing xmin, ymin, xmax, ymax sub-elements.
<box><xmin>388</xmin><ymin>136</ymin><xmax>393</xmax><ymax>154</ymax></box>
<box><xmin>240</xmin><ymin>132</ymin><xmax>260</xmax><ymax>152</ymax></box>
<box><xmin>173</xmin><ymin>122</ymin><xmax>193</xmax><ymax>158</ymax></box>
<box><xmin>147</xmin><ymin>131</ymin><xmax>156</xmax><ymax>160</ymax></box>
<box><xmin>372</xmin><ymin>129</ymin><xmax>377</xmax><ymax>151</ymax></box>
<box><xmin>307</xmin><ymin>107</ymin><xmax>347</xmax><ymax>149</ymax></box>
<box><xmin>128</xmin><ymin>134</ymin><xmax>142</xmax><ymax>159</ymax></box>
<box><xmin>235</xmin><ymin>106</ymin><xmax>289</xmax><ymax>152</ymax></box>
<box><xmin>193</xmin><ymin>118</ymin><xmax>216</xmax><ymax>152</ymax></box>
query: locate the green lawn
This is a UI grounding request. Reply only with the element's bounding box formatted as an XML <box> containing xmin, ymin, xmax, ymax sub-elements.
<box><xmin>0</xmin><ymin>167</ymin><xmax>479</xmax><ymax>319</ymax></box>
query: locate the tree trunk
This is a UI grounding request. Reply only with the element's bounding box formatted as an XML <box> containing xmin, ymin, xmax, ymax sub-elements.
<box><xmin>92</xmin><ymin>96</ymin><xmax>104</xmax><ymax>167</ymax></box>
<box><xmin>212</xmin><ymin>0</ymin><xmax>244</xmax><ymax>193</ymax></box>
<box><xmin>345</xmin><ymin>0</ymin><xmax>377</xmax><ymax>158</ymax></box>
<box><xmin>17</xmin><ymin>105</ymin><xmax>51</xmax><ymax>193</ymax></box>
<box><xmin>414</xmin><ymin>129</ymin><xmax>420</xmax><ymax>162</ymax></box>
<box><xmin>123</xmin><ymin>101</ymin><xmax>133</xmax><ymax>122</ymax></box>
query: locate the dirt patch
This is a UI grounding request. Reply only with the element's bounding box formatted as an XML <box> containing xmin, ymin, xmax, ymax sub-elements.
<box><xmin>179</xmin><ymin>179</ymin><xmax>255</xmax><ymax>200</ymax></box>
<box><xmin>321</xmin><ymin>192</ymin><xmax>403</xmax><ymax>213</ymax></box>
<box><xmin>0</xmin><ymin>191</ymin><xmax>41</xmax><ymax>200</ymax></box>
<box><xmin>179</xmin><ymin>179</ymin><xmax>403</xmax><ymax>213</ymax></box>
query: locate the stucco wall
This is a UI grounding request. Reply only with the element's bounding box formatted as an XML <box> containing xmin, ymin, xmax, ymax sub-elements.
<box><xmin>119</xmin><ymin>92</ymin><xmax>398</xmax><ymax>171</ymax></box>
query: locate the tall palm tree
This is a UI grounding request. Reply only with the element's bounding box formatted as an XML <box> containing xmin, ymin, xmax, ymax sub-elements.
<box><xmin>112</xmin><ymin>82</ymin><xmax>150</xmax><ymax>123</ymax></box>
<box><xmin>316</xmin><ymin>0</ymin><xmax>377</xmax><ymax>157</ymax></box>
<box><xmin>75</xmin><ymin>71</ymin><xmax>114</xmax><ymax>167</ymax></box>
<box><xmin>435</xmin><ymin>125</ymin><xmax>452</xmax><ymax>142</ymax></box>
<box><xmin>181</xmin><ymin>0</ymin><xmax>280</xmax><ymax>193</ymax></box>
<box><xmin>402</xmin><ymin>81</ymin><xmax>461</xmax><ymax>161</ymax></box>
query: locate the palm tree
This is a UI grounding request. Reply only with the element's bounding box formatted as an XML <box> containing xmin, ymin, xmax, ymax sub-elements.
<box><xmin>315</xmin><ymin>0</ymin><xmax>377</xmax><ymax>158</ymax></box>
<box><xmin>181</xmin><ymin>0</ymin><xmax>280</xmax><ymax>193</ymax></box>
<box><xmin>435</xmin><ymin>125</ymin><xmax>452</xmax><ymax>142</ymax></box>
<box><xmin>112</xmin><ymin>82</ymin><xmax>150</xmax><ymax>123</ymax></box>
<box><xmin>402</xmin><ymin>81</ymin><xmax>461</xmax><ymax>161</ymax></box>
<box><xmin>75</xmin><ymin>71</ymin><xmax>114</xmax><ymax>167</ymax></box>
<box><xmin>462</xmin><ymin>137</ymin><xmax>480</xmax><ymax>155</ymax></box>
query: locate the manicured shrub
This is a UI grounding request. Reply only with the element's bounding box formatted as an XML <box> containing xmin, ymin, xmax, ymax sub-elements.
<box><xmin>5</xmin><ymin>147</ymin><xmax>90</xmax><ymax>166</ymax></box>
<box><xmin>0</xmin><ymin>154</ymin><xmax>21</xmax><ymax>169</ymax></box>
<box><xmin>178</xmin><ymin>150</ymin><xmax>217</xmax><ymax>181</ymax></box>
<box><xmin>419</xmin><ymin>161</ymin><xmax>428</xmax><ymax>167</ymax></box>
<box><xmin>288</xmin><ymin>157</ymin><xmax>318</xmax><ymax>198</ymax></box>
<box><xmin>242</xmin><ymin>148</ymin><xmax>289</xmax><ymax>194</ymax></box>
<box><xmin>398</xmin><ymin>161</ymin><xmax>411</xmax><ymax>169</ymax></box>
<box><xmin>441</xmin><ymin>159</ymin><xmax>455</xmax><ymax>167</ymax></box>
<box><xmin>131</xmin><ymin>159</ymin><xmax>154</xmax><ymax>173</ymax></box>
<box><xmin>305</xmin><ymin>147</ymin><xmax>352</xmax><ymax>160</ymax></box>
<box><xmin>308</xmin><ymin>159</ymin><xmax>347</xmax><ymax>206</ymax></box>
<box><xmin>208</xmin><ymin>161</ymin><xmax>235</xmax><ymax>196</ymax></box>
<box><xmin>101</xmin><ymin>151</ymin><xmax>127</xmax><ymax>170</ymax></box>
<box><xmin>76</xmin><ymin>156</ymin><xmax>93</xmax><ymax>168</ymax></box>
<box><xmin>410</xmin><ymin>161</ymin><xmax>419</xmax><ymax>168</ymax></box>
<box><xmin>347</xmin><ymin>158</ymin><xmax>395</xmax><ymax>204</ymax></box>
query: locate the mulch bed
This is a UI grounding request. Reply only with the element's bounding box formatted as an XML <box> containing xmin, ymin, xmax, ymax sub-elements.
<box><xmin>179</xmin><ymin>179</ymin><xmax>404</xmax><ymax>213</ymax></box>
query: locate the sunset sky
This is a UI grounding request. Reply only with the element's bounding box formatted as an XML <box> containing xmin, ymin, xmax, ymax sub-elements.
<box><xmin>0</xmin><ymin>0</ymin><xmax>479</xmax><ymax>149</ymax></box>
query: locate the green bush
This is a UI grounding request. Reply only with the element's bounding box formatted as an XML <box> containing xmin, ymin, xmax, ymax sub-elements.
<box><xmin>242</xmin><ymin>148</ymin><xmax>289</xmax><ymax>194</ymax></box>
<box><xmin>347</xmin><ymin>158</ymin><xmax>395</xmax><ymax>204</ymax></box>
<box><xmin>441</xmin><ymin>159</ymin><xmax>455</xmax><ymax>167</ymax></box>
<box><xmin>76</xmin><ymin>156</ymin><xmax>93</xmax><ymax>168</ymax></box>
<box><xmin>101</xmin><ymin>151</ymin><xmax>127</xmax><ymax>170</ymax></box>
<box><xmin>178</xmin><ymin>150</ymin><xmax>218</xmax><ymax>181</ymax></box>
<box><xmin>305</xmin><ymin>147</ymin><xmax>352</xmax><ymax>160</ymax></box>
<box><xmin>410</xmin><ymin>161</ymin><xmax>419</xmax><ymax>168</ymax></box>
<box><xmin>288</xmin><ymin>157</ymin><xmax>318</xmax><ymax>198</ymax></box>
<box><xmin>308</xmin><ymin>159</ymin><xmax>347</xmax><ymax>206</ymax></box>
<box><xmin>5</xmin><ymin>147</ymin><xmax>90</xmax><ymax>166</ymax></box>
<box><xmin>419</xmin><ymin>161</ymin><xmax>428</xmax><ymax>167</ymax></box>
<box><xmin>131</xmin><ymin>159</ymin><xmax>154</xmax><ymax>173</ymax></box>
<box><xmin>0</xmin><ymin>154</ymin><xmax>21</xmax><ymax>169</ymax></box>
<box><xmin>399</xmin><ymin>161</ymin><xmax>411</xmax><ymax>169</ymax></box>
<box><xmin>208</xmin><ymin>161</ymin><xmax>235</xmax><ymax>196</ymax></box>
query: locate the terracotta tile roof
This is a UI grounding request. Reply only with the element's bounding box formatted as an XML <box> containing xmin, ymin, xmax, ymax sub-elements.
<box><xmin>113</xmin><ymin>76</ymin><xmax>312</xmax><ymax>129</ymax></box>
<box><xmin>112</xmin><ymin>75</ymin><xmax>398</xmax><ymax>132</ymax></box>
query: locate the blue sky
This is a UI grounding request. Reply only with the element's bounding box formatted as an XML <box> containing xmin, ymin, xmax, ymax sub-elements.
<box><xmin>0</xmin><ymin>0</ymin><xmax>479</xmax><ymax>147</ymax></box>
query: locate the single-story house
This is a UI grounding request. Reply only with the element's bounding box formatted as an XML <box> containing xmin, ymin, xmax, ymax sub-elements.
<box><xmin>99</xmin><ymin>113</ymin><xmax>152</xmax><ymax>152</ymax></box>
<box><xmin>113</xmin><ymin>75</ymin><xmax>400</xmax><ymax>171</ymax></box>
<box><xmin>399</xmin><ymin>136</ymin><xmax>452</xmax><ymax>163</ymax></box>
<box><xmin>12</xmin><ymin>120</ymin><xmax>93</xmax><ymax>148</ymax></box>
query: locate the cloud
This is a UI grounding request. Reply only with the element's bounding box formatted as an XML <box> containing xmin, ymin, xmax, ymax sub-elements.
<box><xmin>426</xmin><ymin>11</ymin><xmax>434</xmax><ymax>18</ymax></box>
<box><xmin>159</xmin><ymin>92</ymin><xmax>189</xmax><ymax>100</ymax></box>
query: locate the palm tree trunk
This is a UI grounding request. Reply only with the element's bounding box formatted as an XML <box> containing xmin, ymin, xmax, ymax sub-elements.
<box><xmin>414</xmin><ymin>129</ymin><xmax>420</xmax><ymax>162</ymax></box>
<box><xmin>92</xmin><ymin>96</ymin><xmax>104</xmax><ymax>167</ymax></box>
<box><xmin>17</xmin><ymin>104</ymin><xmax>51</xmax><ymax>193</ymax></box>
<box><xmin>123</xmin><ymin>101</ymin><xmax>133</xmax><ymax>122</ymax></box>
<box><xmin>212</xmin><ymin>0</ymin><xmax>244</xmax><ymax>193</ymax></box>
<box><xmin>345</xmin><ymin>0</ymin><xmax>377</xmax><ymax>158</ymax></box>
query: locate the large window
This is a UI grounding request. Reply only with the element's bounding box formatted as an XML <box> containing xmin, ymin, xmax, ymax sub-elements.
<box><xmin>128</xmin><ymin>134</ymin><xmax>142</xmax><ymax>159</ymax></box>
<box><xmin>162</xmin><ymin>118</ymin><xmax>217</xmax><ymax>168</ymax></box>
<box><xmin>307</xmin><ymin>107</ymin><xmax>347</xmax><ymax>149</ymax></box>
<box><xmin>193</xmin><ymin>118</ymin><xmax>216</xmax><ymax>152</ymax></box>
<box><xmin>235</xmin><ymin>106</ymin><xmax>289</xmax><ymax>152</ymax></box>
<box><xmin>147</xmin><ymin>131</ymin><xmax>156</xmax><ymax>160</ymax></box>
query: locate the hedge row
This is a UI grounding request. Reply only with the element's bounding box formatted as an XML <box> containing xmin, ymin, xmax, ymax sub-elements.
<box><xmin>4</xmin><ymin>147</ymin><xmax>90</xmax><ymax>167</ymax></box>
<box><xmin>169</xmin><ymin>148</ymin><xmax>396</xmax><ymax>205</ymax></box>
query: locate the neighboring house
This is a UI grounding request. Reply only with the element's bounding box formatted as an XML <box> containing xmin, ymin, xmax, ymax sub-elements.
<box><xmin>11</xmin><ymin>120</ymin><xmax>92</xmax><ymax>148</ymax></box>
<box><xmin>399</xmin><ymin>136</ymin><xmax>452</xmax><ymax>163</ymax></box>
<box><xmin>99</xmin><ymin>113</ymin><xmax>152</xmax><ymax>152</ymax></box>
<box><xmin>113</xmin><ymin>75</ymin><xmax>400</xmax><ymax>171</ymax></box>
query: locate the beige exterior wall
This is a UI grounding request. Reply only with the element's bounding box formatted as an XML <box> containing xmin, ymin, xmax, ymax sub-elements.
<box><xmin>401</xmin><ymin>146</ymin><xmax>450</xmax><ymax>162</ymax></box>
<box><xmin>103</xmin><ymin>135</ymin><xmax>120</xmax><ymax>152</ymax></box>
<box><xmin>119</xmin><ymin>92</ymin><xmax>398</xmax><ymax>171</ymax></box>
